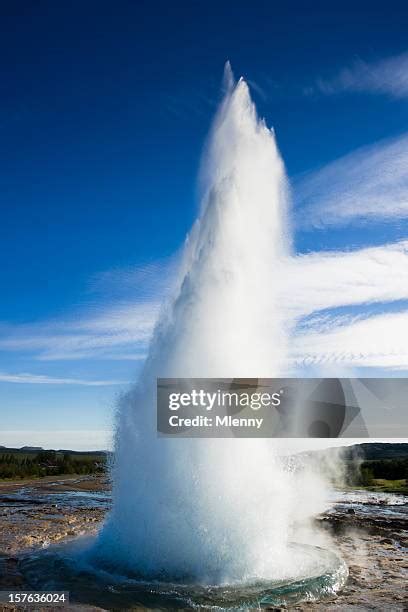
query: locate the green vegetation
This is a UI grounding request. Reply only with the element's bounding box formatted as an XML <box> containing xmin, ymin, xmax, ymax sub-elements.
<box><xmin>349</xmin><ymin>457</ymin><xmax>408</xmax><ymax>494</ymax></box>
<box><xmin>367</xmin><ymin>478</ymin><xmax>407</xmax><ymax>493</ymax></box>
<box><xmin>341</xmin><ymin>442</ymin><xmax>408</xmax><ymax>462</ymax></box>
<box><xmin>305</xmin><ymin>443</ymin><xmax>408</xmax><ymax>494</ymax></box>
<box><xmin>0</xmin><ymin>449</ymin><xmax>108</xmax><ymax>480</ymax></box>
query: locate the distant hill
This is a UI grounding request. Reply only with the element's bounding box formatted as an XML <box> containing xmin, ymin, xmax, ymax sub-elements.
<box><xmin>299</xmin><ymin>442</ymin><xmax>408</xmax><ymax>493</ymax></box>
<box><xmin>339</xmin><ymin>442</ymin><xmax>408</xmax><ymax>461</ymax></box>
<box><xmin>299</xmin><ymin>442</ymin><xmax>408</xmax><ymax>462</ymax></box>
<box><xmin>0</xmin><ymin>446</ymin><xmax>110</xmax><ymax>456</ymax></box>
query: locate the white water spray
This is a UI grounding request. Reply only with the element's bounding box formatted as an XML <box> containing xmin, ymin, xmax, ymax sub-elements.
<box><xmin>91</xmin><ymin>66</ymin><xmax>331</xmax><ymax>585</ymax></box>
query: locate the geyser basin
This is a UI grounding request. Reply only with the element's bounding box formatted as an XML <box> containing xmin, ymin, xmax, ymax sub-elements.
<box><xmin>20</xmin><ymin>542</ymin><xmax>348</xmax><ymax>609</ymax></box>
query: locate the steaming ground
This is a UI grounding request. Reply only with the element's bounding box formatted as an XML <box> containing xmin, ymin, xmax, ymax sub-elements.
<box><xmin>87</xmin><ymin>67</ymin><xmax>344</xmax><ymax>586</ymax></box>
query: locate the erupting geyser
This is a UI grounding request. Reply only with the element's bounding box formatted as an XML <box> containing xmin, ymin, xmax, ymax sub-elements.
<box><xmin>89</xmin><ymin>65</ymin><xmax>347</xmax><ymax>592</ymax></box>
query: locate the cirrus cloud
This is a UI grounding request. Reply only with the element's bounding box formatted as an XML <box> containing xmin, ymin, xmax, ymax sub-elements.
<box><xmin>0</xmin><ymin>372</ymin><xmax>127</xmax><ymax>385</ymax></box>
<box><xmin>292</xmin><ymin>310</ymin><xmax>408</xmax><ymax>373</ymax></box>
<box><xmin>315</xmin><ymin>51</ymin><xmax>408</xmax><ymax>99</ymax></box>
<box><xmin>295</xmin><ymin>133</ymin><xmax>408</xmax><ymax>228</ymax></box>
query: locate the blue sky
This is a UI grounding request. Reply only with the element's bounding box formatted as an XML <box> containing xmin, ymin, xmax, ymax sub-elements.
<box><xmin>1</xmin><ymin>2</ymin><xmax>408</xmax><ymax>449</ymax></box>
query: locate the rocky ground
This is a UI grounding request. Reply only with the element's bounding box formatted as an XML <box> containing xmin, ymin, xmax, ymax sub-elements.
<box><xmin>291</xmin><ymin>513</ymin><xmax>408</xmax><ymax>611</ymax></box>
<box><xmin>0</xmin><ymin>476</ymin><xmax>108</xmax><ymax>557</ymax></box>
<box><xmin>0</xmin><ymin>476</ymin><xmax>406</xmax><ymax>611</ymax></box>
<box><xmin>0</xmin><ymin>476</ymin><xmax>108</xmax><ymax>611</ymax></box>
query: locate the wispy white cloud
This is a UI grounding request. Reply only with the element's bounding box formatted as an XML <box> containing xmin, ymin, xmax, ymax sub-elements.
<box><xmin>2</xmin><ymin>241</ymin><xmax>408</xmax><ymax>373</ymax></box>
<box><xmin>285</xmin><ymin>241</ymin><xmax>408</xmax><ymax>372</ymax></box>
<box><xmin>86</xmin><ymin>258</ymin><xmax>176</xmax><ymax>302</ymax></box>
<box><xmin>0</xmin><ymin>372</ymin><xmax>127</xmax><ymax>385</ymax></box>
<box><xmin>0</xmin><ymin>301</ymin><xmax>157</xmax><ymax>361</ymax></box>
<box><xmin>0</xmin><ymin>262</ymin><xmax>172</xmax><ymax>387</ymax></box>
<box><xmin>315</xmin><ymin>51</ymin><xmax>408</xmax><ymax>99</ymax></box>
<box><xmin>295</xmin><ymin>133</ymin><xmax>408</xmax><ymax>228</ymax></box>
<box><xmin>291</xmin><ymin>310</ymin><xmax>408</xmax><ymax>372</ymax></box>
<box><xmin>0</xmin><ymin>258</ymin><xmax>180</xmax><ymax>363</ymax></box>
<box><xmin>284</xmin><ymin>240</ymin><xmax>408</xmax><ymax>317</ymax></box>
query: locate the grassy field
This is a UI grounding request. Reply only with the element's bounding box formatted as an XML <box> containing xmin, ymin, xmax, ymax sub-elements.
<box><xmin>361</xmin><ymin>478</ymin><xmax>408</xmax><ymax>494</ymax></box>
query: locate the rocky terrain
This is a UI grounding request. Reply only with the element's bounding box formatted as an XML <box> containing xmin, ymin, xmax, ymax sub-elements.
<box><xmin>0</xmin><ymin>476</ymin><xmax>406</xmax><ymax>610</ymax></box>
<box><xmin>0</xmin><ymin>476</ymin><xmax>107</xmax><ymax>558</ymax></box>
<box><xmin>298</xmin><ymin>511</ymin><xmax>407</xmax><ymax>611</ymax></box>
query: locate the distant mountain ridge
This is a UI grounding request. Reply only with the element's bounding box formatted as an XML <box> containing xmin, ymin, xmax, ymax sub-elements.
<box><xmin>0</xmin><ymin>446</ymin><xmax>110</xmax><ymax>456</ymax></box>
<box><xmin>1</xmin><ymin>442</ymin><xmax>406</xmax><ymax>459</ymax></box>
<box><xmin>297</xmin><ymin>442</ymin><xmax>408</xmax><ymax>461</ymax></box>
<box><xmin>338</xmin><ymin>442</ymin><xmax>407</xmax><ymax>461</ymax></box>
